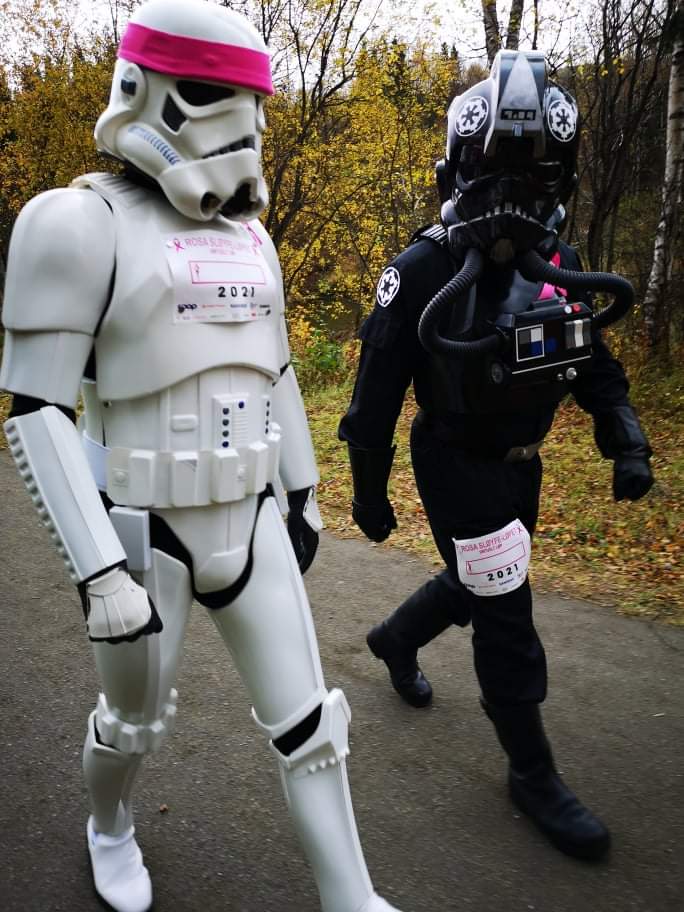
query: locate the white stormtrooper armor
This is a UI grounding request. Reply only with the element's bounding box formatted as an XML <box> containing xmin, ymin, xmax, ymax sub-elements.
<box><xmin>0</xmin><ymin>2</ymin><xmax>401</xmax><ymax>911</ymax></box>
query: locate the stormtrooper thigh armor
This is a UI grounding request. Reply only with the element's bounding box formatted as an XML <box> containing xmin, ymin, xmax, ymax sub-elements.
<box><xmin>210</xmin><ymin>496</ymin><xmax>396</xmax><ymax>912</ymax></box>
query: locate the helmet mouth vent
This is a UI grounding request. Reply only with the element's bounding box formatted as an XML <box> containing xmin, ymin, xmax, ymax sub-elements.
<box><xmin>203</xmin><ymin>136</ymin><xmax>256</xmax><ymax>159</ymax></box>
<box><xmin>200</xmin><ymin>192</ymin><xmax>222</xmax><ymax>216</ymax></box>
<box><xmin>221</xmin><ymin>182</ymin><xmax>254</xmax><ymax>217</ymax></box>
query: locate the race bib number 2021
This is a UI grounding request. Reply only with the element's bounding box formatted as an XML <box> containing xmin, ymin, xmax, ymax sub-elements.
<box><xmin>164</xmin><ymin>228</ymin><xmax>275</xmax><ymax>323</ymax></box>
<box><xmin>453</xmin><ymin>519</ymin><xmax>531</xmax><ymax>598</ymax></box>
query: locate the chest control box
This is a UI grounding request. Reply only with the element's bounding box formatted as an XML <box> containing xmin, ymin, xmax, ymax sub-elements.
<box><xmin>489</xmin><ymin>295</ymin><xmax>593</xmax><ymax>389</ymax></box>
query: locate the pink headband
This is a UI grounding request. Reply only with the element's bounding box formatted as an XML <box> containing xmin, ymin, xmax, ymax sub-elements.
<box><xmin>119</xmin><ymin>22</ymin><xmax>274</xmax><ymax>95</ymax></box>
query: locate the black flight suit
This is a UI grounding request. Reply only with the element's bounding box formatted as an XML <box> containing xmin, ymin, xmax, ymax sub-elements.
<box><xmin>339</xmin><ymin>230</ymin><xmax>651</xmax><ymax>706</ymax></box>
<box><xmin>339</xmin><ymin>227</ymin><xmax>654</xmax><ymax>860</ymax></box>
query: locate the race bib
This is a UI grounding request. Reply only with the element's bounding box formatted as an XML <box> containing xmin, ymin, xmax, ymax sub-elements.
<box><xmin>164</xmin><ymin>227</ymin><xmax>276</xmax><ymax>323</ymax></box>
<box><xmin>453</xmin><ymin>519</ymin><xmax>530</xmax><ymax>598</ymax></box>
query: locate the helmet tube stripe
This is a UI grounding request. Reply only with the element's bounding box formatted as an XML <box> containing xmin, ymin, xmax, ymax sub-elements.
<box><xmin>119</xmin><ymin>23</ymin><xmax>274</xmax><ymax>96</ymax></box>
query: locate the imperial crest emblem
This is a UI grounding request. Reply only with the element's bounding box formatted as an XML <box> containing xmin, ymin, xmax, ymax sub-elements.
<box><xmin>547</xmin><ymin>99</ymin><xmax>577</xmax><ymax>142</ymax></box>
<box><xmin>455</xmin><ymin>96</ymin><xmax>489</xmax><ymax>137</ymax></box>
<box><xmin>376</xmin><ymin>267</ymin><xmax>401</xmax><ymax>307</ymax></box>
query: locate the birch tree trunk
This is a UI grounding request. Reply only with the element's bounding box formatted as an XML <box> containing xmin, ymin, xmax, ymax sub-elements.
<box><xmin>480</xmin><ymin>1</ymin><xmax>526</xmax><ymax>64</ymax></box>
<box><xmin>643</xmin><ymin>0</ymin><xmax>684</xmax><ymax>349</ymax></box>
<box><xmin>481</xmin><ymin>0</ymin><xmax>501</xmax><ymax>65</ymax></box>
<box><xmin>506</xmin><ymin>0</ymin><xmax>526</xmax><ymax>50</ymax></box>
<box><xmin>0</xmin><ymin>248</ymin><xmax>5</xmax><ymax>308</ymax></box>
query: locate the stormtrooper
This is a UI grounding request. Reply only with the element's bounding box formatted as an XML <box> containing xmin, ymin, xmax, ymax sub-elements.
<box><xmin>340</xmin><ymin>50</ymin><xmax>653</xmax><ymax>862</ymax></box>
<box><xmin>1</xmin><ymin>2</ymin><xmax>401</xmax><ymax>911</ymax></box>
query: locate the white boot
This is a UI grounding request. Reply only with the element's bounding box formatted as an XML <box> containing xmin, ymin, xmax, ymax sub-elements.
<box><xmin>357</xmin><ymin>898</ymin><xmax>403</xmax><ymax>912</ymax></box>
<box><xmin>87</xmin><ymin>816</ymin><xmax>152</xmax><ymax>912</ymax></box>
<box><xmin>273</xmin><ymin>690</ymin><xmax>402</xmax><ymax>912</ymax></box>
<box><xmin>83</xmin><ymin>711</ymin><xmax>152</xmax><ymax>912</ymax></box>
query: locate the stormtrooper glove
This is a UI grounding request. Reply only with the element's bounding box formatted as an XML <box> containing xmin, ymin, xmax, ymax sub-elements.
<box><xmin>287</xmin><ymin>486</ymin><xmax>323</xmax><ymax>574</ymax></box>
<box><xmin>80</xmin><ymin>564</ymin><xmax>163</xmax><ymax>644</ymax></box>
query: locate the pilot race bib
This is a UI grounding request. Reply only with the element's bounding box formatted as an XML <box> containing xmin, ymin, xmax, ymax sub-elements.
<box><xmin>453</xmin><ymin>519</ymin><xmax>531</xmax><ymax>597</ymax></box>
<box><xmin>164</xmin><ymin>227</ymin><xmax>276</xmax><ymax>323</ymax></box>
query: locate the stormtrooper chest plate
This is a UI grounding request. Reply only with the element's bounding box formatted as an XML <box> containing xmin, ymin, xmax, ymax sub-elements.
<box><xmin>79</xmin><ymin>174</ymin><xmax>285</xmax><ymax>402</ymax></box>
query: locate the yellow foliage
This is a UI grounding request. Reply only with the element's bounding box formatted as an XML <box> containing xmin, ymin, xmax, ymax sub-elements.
<box><xmin>261</xmin><ymin>37</ymin><xmax>466</xmax><ymax>329</ymax></box>
<box><xmin>287</xmin><ymin>311</ymin><xmax>315</xmax><ymax>359</ymax></box>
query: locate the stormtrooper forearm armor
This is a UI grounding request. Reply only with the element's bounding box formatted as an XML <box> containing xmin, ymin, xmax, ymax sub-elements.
<box><xmin>272</xmin><ymin>362</ymin><xmax>319</xmax><ymax>492</ymax></box>
<box><xmin>5</xmin><ymin>407</ymin><xmax>156</xmax><ymax>639</ymax></box>
<box><xmin>4</xmin><ymin>407</ymin><xmax>126</xmax><ymax>583</ymax></box>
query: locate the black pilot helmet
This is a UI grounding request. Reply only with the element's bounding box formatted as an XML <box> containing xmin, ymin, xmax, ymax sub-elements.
<box><xmin>436</xmin><ymin>50</ymin><xmax>579</xmax><ymax>257</ymax></box>
<box><xmin>421</xmin><ymin>50</ymin><xmax>633</xmax><ymax>358</ymax></box>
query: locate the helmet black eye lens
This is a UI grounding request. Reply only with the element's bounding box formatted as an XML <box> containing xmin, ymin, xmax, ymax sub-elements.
<box><xmin>534</xmin><ymin>161</ymin><xmax>563</xmax><ymax>183</ymax></box>
<box><xmin>459</xmin><ymin>145</ymin><xmax>485</xmax><ymax>181</ymax></box>
<box><xmin>162</xmin><ymin>95</ymin><xmax>186</xmax><ymax>132</ymax></box>
<box><xmin>177</xmin><ymin>81</ymin><xmax>236</xmax><ymax>106</ymax></box>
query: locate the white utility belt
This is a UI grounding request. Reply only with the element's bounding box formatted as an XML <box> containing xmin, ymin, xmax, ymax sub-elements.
<box><xmin>82</xmin><ymin>432</ymin><xmax>280</xmax><ymax>508</ymax></box>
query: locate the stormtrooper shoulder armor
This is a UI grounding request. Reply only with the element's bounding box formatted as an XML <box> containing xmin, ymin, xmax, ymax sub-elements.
<box><xmin>2</xmin><ymin>187</ymin><xmax>116</xmax><ymax>335</ymax></box>
<box><xmin>1</xmin><ymin>188</ymin><xmax>116</xmax><ymax>407</ymax></box>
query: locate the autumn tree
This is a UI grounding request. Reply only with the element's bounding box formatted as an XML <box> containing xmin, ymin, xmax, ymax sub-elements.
<box><xmin>295</xmin><ymin>39</ymin><xmax>461</xmax><ymax>330</ymax></box>
<box><xmin>642</xmin><ymin>0</ymin><xmax>684</xmax><ymax>350</ymax></box>
<box><xmin>565</xmin><ymin>0</ymin><xmax>675</xmax><ymax>278</ymax></box>
<box><xmin>0</xmin><ymin>0</ymin><xmax>678</xmax><ymax>351</ymax></box>
<box><xmin>105</xmin><ymin>0</ymin><xmax>144</xmax><ymax>42</ymax></box>
<box><xmin>0</xmin><ymin>49</ymin><xmax>116</xmax><ymax>224</ymax></box>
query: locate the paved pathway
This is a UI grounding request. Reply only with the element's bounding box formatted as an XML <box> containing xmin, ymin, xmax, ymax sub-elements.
<box><xmin>0</xmin><ymin>451</ymin><xmax>682</xmax><ymax>911</ymax></box>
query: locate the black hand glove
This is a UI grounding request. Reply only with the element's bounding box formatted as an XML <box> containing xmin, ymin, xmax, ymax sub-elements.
<box><xmin>287</xmin><ymin>487</ymin><xmax>319</xmax><ymax>574</ymax></box>
<box><xmin>613</xmin><ymin>455</ymin><xmax>654</xmax><ymax>502</ymax></box>
<box><xmin>347</xmin><ymin>444</ymin><xmax>397</xmax><ymax>542</ymax></box>
<box><xmin>352</xmin><ymin>498</ymin><xmax>397</xmax><ymax>543</ymax></box>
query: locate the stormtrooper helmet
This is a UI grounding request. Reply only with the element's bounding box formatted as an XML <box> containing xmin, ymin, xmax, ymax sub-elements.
<box><xmin>95</xmin><ymin>0</ymin><xmax>273</xmax><ymax>222</ymax></box>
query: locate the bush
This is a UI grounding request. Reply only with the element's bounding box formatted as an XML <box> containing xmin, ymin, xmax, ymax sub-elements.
<box><xmin>287</xmin><ymin>313</ymin><xmax>349</xmax><ymax>390</ymax></box>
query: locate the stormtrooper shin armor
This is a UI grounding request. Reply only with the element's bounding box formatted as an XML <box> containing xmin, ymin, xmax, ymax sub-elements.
<box><xmin>0</xmin><ymin>2</ymin><xmax>399</xmax><ymax>910</ymax></box>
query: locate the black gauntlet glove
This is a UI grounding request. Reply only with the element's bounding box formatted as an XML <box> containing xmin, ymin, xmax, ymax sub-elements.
<box><xmin>613</xmin><ymin>456</ymin><xmax>654</xmax><ymax>502</ymax></box>
<box><xmin>287</xmin><ymin>487</ymin><xmax>320</xmax><ymax>574</ymax></box>
<box><xmin>352</xmin><ymin>499</ymin><xmax>397</xmax><ymax>543</ymax></box>
<box><xmin>348</xmin><ymin>445</ymin><xmax>397</xmax><ymax>543</ymax></box>
<box><xmin>593</xmin><ymin>405</ymin><xmax>654</xmax><ymax>503</ymax></box>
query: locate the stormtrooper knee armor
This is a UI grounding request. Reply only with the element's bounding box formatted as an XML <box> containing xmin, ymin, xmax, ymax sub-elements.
<box><xmin>257</xmin><ymin>690</ymin><xmax>397</xmax><ymax>912</ymax></box>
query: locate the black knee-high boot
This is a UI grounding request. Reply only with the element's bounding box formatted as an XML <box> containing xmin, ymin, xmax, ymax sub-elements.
<box><xmin>482</xmin><ymin>700</ymin><xmax>611</xmax><ymax>860</ymax></box>
<box><xmin>367</xmin><ymin>573</ymin><xmax>470</xmax><ymax>707</ymax></box>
